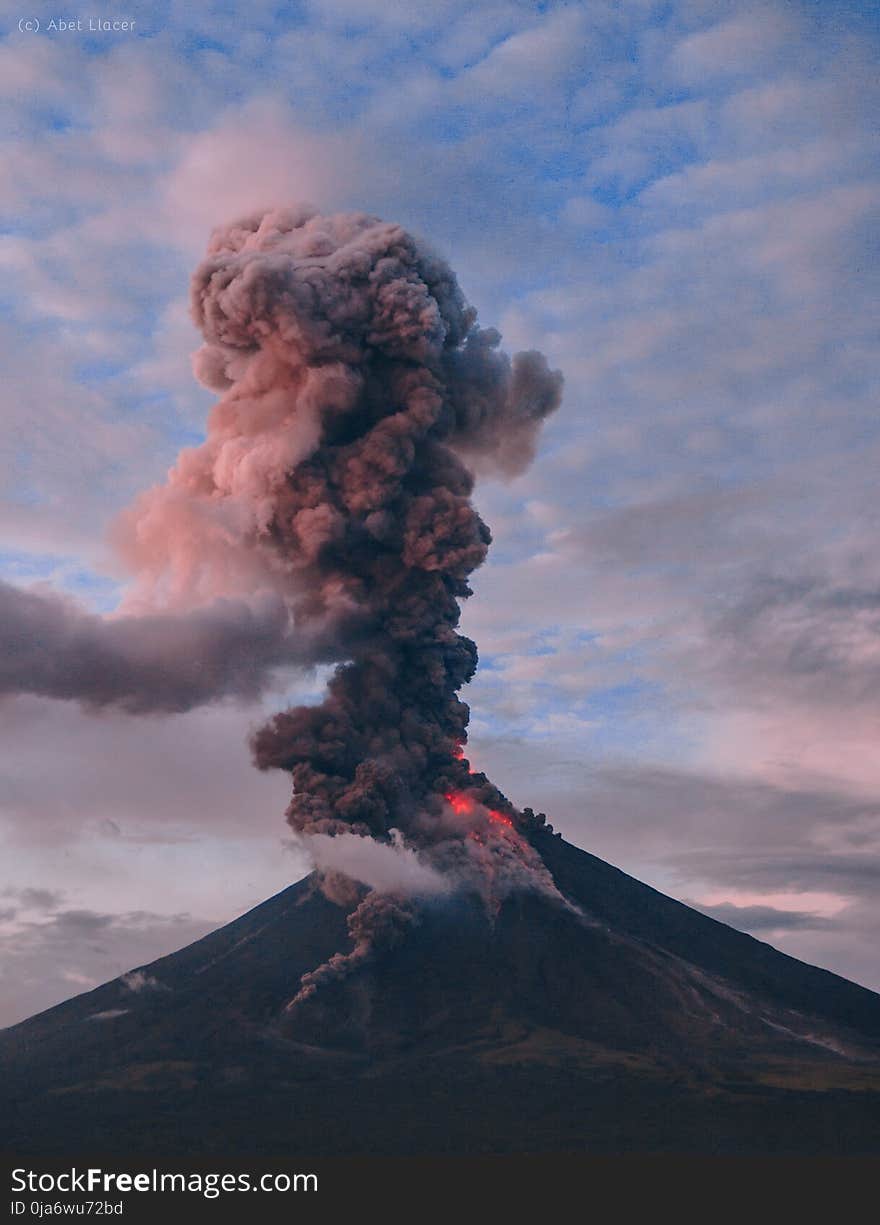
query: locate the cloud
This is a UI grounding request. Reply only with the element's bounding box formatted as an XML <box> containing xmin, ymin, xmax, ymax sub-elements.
<box><xmin>0</xmin><ymin>321</ymin><xmax>159</xmax><ymax>566</ymax></box>
<box><xmin>0</xmin><ymin>580</ymin><xmax>308</xmax><ymax>713</ymax></box>
<box><xmin>0</xmin><ymin>905</ymin><xmax>214</xmax><ymax>1028</ymax></box>
<box><xmin>303</xmin><ymin>832</ymin><xmax>452</xmax><ymax>896</ymax></box>
<box><xmin>463</xmin><ymin>7</ymin><xmax>593</xmax><ymax>98</ymax></box>
<box><xmin>561</xmin><ymin>196</ymin><xmax>612</xmax><ymax>229</ymax></box>
<box><xmin>0</xmin><ymin>693</ymin><xmax>292</xmax><ymax>844</ymax></box>
<box><xmin>670</xmin><ymin>8</ymin><xmax>798</xmax><ymax>82</ymax></box>
<box><xmin>159</xmin><ymin>99</ymin><xmax>358</xmax><ymax>251</ymax></box>
<box><xmin>691</xmin><ymin>902</ymin><xmax>838</xmax><ymax>934</ymax></box>
<box><xmin>304</xmin><ymin>0</ymin><xmax>465</xmax><ymax>31</ymax></box>
<box><xmin>121</xmin><ymin>969</ymin><xmax>165</xmax><ymax>993</ymax></box>
<box><xmin>2</xmin><ymin>887</ymin><xmax>65</xmax><ymax>911</ymax></box>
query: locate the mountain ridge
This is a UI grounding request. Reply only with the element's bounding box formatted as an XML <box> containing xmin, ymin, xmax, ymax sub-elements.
<box><xmin>2</xmin><ymin>833</ymin><xmax>879</xmax><ymax>1156</ymax></box>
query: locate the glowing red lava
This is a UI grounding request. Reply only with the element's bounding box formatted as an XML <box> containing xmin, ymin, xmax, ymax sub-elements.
<box><xmin>443</xmin><ymin>790</ymin><xmax>515</xmax><ymax>829</ymax></box>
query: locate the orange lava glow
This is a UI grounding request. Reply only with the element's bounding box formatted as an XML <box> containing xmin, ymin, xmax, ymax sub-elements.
<box><xmin>444</xmin><ymin>790</ymin><xmax>515</xmax><ymax>828</ymax></box>
<box><xmin>444</xmin><ymin>791</ymin><xmax>473</xmax><ymax>816</ymax></box>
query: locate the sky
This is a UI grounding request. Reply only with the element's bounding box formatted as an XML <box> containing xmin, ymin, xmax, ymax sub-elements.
<box><xmin>1</xmin><ymin>0</ymin><xmax>879</xmax><ymax>1027</ymax></box>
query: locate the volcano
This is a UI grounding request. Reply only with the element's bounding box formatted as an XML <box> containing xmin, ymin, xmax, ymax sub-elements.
<box><xmin>2</xmin><ymin>829</ymin><xmax>879</xmax><ymax>1157</ymax></box>
<box><xmin>11</xmin><ymin>209</ymin><xmax>878</xmax><ymax>1158</ymax></box>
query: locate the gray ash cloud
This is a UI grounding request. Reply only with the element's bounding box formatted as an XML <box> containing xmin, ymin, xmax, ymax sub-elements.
<box><xmin>1</xmin><ymin>207</ymin><xmax>565</xmax><ymax>996</ymax></box>
<box><xmin>179</xmin><ymin>207</ymin><xmax>562</xmax><ymax>846</ymax></box>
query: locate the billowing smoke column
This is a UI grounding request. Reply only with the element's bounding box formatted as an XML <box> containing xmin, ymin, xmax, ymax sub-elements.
<box><xmin>137</xmin><ymin>205</ymin><xmax>562</xmax><ymax>853</ymax></box>
<box><xmin>178</xmin><ymin>206</ymin><xmax>564</xmax><ymax>992</ymax></box>
<box><xmin>2</xmin><ymin>205</ymin><xmax>564</xmax><ymax>992</ymax></box>
<box><xmin>222</xmin><ymin>207</ymin><xmax>563</xmax><ymax>847</ymax></box>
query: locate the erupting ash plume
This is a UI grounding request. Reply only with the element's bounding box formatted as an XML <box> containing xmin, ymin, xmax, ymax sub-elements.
<box><xmin>210</xmin><ymin>209</ymin><xmax>563</xmax><ymax>989</ymax></box>
<box><xmin>181</xmin><ymin>207</ymin><xmax>564</xmax><ymax>981</ymax></box>
<box><xmin>2</xmin><ymin>205</ymin><xmax>565</xmax><ymax>990</ymax></box>
<box><xmin>123</xmin><ymin>206</ymin><xmax>562</xmax><ymax>865</ymax></box>
<box><xmin>182</xmin><ymin>208</ymin><xmax>560</xmax><ymax>835</ymax></box>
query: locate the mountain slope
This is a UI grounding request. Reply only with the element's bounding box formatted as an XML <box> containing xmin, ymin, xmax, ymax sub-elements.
<box><xmin>2</xmin><ymin>833</ymin><xmax>879</xmax><ymax>1156</ymax></box>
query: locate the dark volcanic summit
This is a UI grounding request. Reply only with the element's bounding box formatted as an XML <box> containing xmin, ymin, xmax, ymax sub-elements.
<box><xmin>2</xmin><ymin>832</ymin><xmax>879</xmax><ymax>1156</ymax></box>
